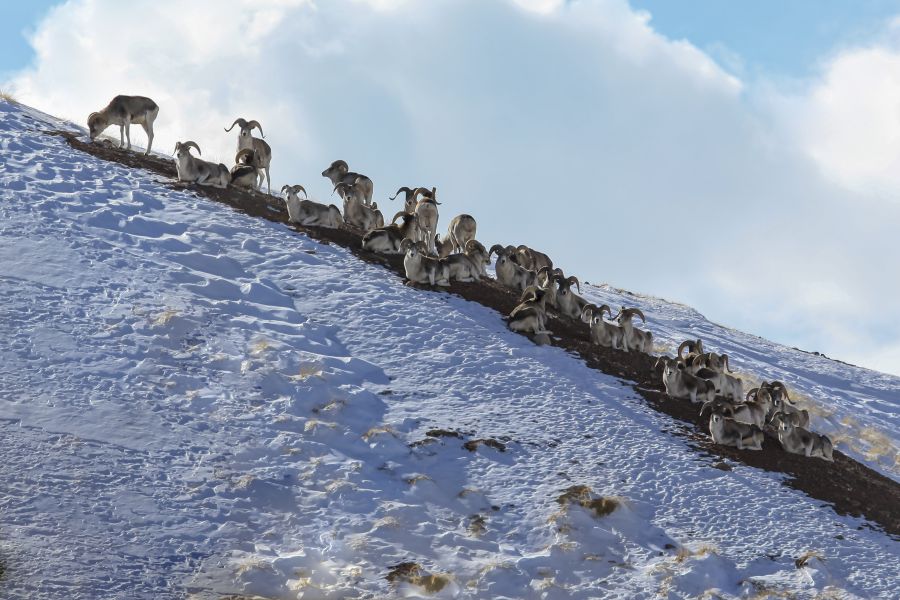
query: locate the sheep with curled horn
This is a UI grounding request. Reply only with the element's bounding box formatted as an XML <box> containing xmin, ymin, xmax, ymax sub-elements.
<box><xmin>507</xmin><ymin>285</ymin><xmax>552</xmax><ymax>341</ymax></box>
<box><xmin>230</xmin><ymin>148</ymin><xmax>261</xmax><ymax>190</ymax></box>
<box><xmin>691</xmin><ymin>349</ymin><xmax>733</xmax><ymax>374</ymax></box>
<box><xmin>708</xmin><ymin>410</ymin><xmax>764</xmax><ymax>451</ymax></box>
<box><xmin>445</xmin><ymin>240</ymin><xmax>491</xmax><ymax>282</ymax></box>
<box><xmin>88</xmin><ymin>95</ymin><xmax>159</xmax><ymax>154</ymax></box>
<box><xmin>509</xmin><ymin>245</ymin><xmax>553</xmax><ymax>272</ymax></box>
<box><xmin>281</xmin><ymin>184</ymin><xmax>342</xmax><ymax>229</ymax></box>
<box><xmin>654</xmin><ymin>356</ymin><xmax>716</xmax><ymax>404</ymax></box>
<box><xmin>693</xmin><ymin>364</ymin><xmax>744</xmax><ymax>403</ymax></box>
<box><xmin>225</xmin><ymin>118</ymin><xmax>272</xmax><ymax>194</ymax></box>
<box><xmin>322</xmin><ymin>159</ymin><xmax>375</xmax><ymax>206</ymax></box>
<box><xmin>774</xmin><ymin>415</ymin><xmax>833</xmax><ymax>461</ymax></box>
<box><xmin>554</xmin><ymin>273</ymin><xmax>589</xmax><ymax>320</ymax></box>
<box><xmin>535</xmin><ymin>266</ymin><xmax>564</xmax><ymax>308</ymax></box>
<box><xmin>389</xmin><ymin>186</ymin><xmax>420</xmax><ymax>214</ymax></box>
<box><xmin>677</xmin><ymin>339</ymin><xmax>706</xmax><ymax>373</ymax></box>
<box><xmin>335</xmin><ymin>179</ymin><xmax>383</xmax><ymax>231</ymax></box>
<box><xmin>361</xmin><ymin>210</ymin><xmax>419</xmax><ymax>254</ymax></box>
<box><xmin>414</xmin><ymin>187</ymin><xmax>440</xmax><ymax>255</ymax></box>
<box><xmin>400</xmin><ymin>238</ymin><xmax>450</xmax><ymax>287</ymax></box>
<box><xmin>489</xmin><ymin>244</ymin><xmax>537</xmax><ymax>292</ymax></box>
<box><xmin>765</xmin><ymin>381</ymin><xmax>810</xmax><ymax>428</ymax></box>
<box><xmin>726</xmin><ymin>385</ymin><xmax>770</xmax><ymax>428</ymax></box>
<box><xmin>699</xmin><ymin>397</ymin><xmax>737</xmax><ymax>420</ymax></box>
<box><xmin>581</xmin><ymin>304</ymin><xmax>627</xmax><ymax>350</ymax></box>
<box><xmin>173</xmin><ymin>141</ymin><xmax>230</xmax><ymax>188</ymax></box>
<box><xmin>614</xmin><ymin>307</ymin><xmax>653</xmax><ymax>354</ymax></box>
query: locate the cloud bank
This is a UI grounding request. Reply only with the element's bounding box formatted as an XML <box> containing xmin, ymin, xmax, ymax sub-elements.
<box><xmin>7</xmin><ymin>0</ymin><xmax>900</xmax><ymax>375</ymax></box>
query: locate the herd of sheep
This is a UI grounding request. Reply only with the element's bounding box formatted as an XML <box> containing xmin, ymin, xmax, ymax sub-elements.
<box><xmin>85</xmin><ymin>94</ymin><xmax>835</xmax><ymax>462</ymax></box>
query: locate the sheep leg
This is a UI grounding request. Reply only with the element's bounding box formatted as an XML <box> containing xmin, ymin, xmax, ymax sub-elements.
<box><xmin>140</xmin><ymin>120</ymin><xmax>153</xmax><ymax>155</ymax></box>
<box><xmin>119</xmin><ymin>124</ymin><xmax>125</xmax><ymax>148</ymax></box>
<box><xmin>124</xmin><ymin>119</ymin><xmax>132</xmax><ymax>150</ymax></box>
<box><xmin>264</xmin><ymin>167</ymin><xmax>271</xmax><ymax>196</ymax></box>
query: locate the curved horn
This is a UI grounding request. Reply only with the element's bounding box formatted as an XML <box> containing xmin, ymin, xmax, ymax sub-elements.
<box><xmin>580</xmin><ymin>304</ymin><xmax>595</xmax><ymax>323</ymax></box>
<box><xmin>235</xmin><ymin>148</ymin><xmax>255</xmax><ymax>163</ymax></box>
<box><xmin>488</xmin><ymin>244</ymin><xmax>505</xmax><ymax>259</ymax></box>
<box><xmin>677</xmin><ymin>340</ymin><xmax>692</xmax><ymax>361</ymax></box>
<box><xmin>391</xmin><ymin>211</ymin><xmax>408</xmax><ymax>224</ymax></box>
<box><xmin>291</xmin><ymin>184</ymin><xmax>307</xmax><ymax>197</ymax></box>
<box><xmin>721</xmin><ymin>354</ymin><xmax>732</xmax><ymax>373</ymax></box>
<box><xmin>518</xmin><ymin>285</ymin><xmax>541</xmax><ymax>304</ymax></box>
<box><xmin>183</xmin><ymin>140</ymin><xmax>201</xmax><ymax>155</ymax></box>
<box><xmin>246</xmin><ymin>120</ymin><xmax>264</xmax><ymax>137</ymax></box>
<box><xmin>399</xmin><ymin>238</ymin><xmax>414</xmax><ymax>252</ymax></box>
<box><xmin>746</xmin><ymin>387</ymin><xmax>759</xmax><ymax>402</ymax></box>
<box><xmin>536</xmin><ymin>266</ymin><xmax>553</xmax><ymax>287</ymax></box>
<box><xmin>769</xmin><ymin>381</ymin><xmax>790</xmax><ymax>402</ymax></box>
<box><xmin>566</xmin><ymin>275</ymin><xmax>581</xmax><ymax>294</ymax></box>
<box><xmin>696</xmin><ymin>339</ymin><xmax>705</xmax><ymax>354</ymax></box>
<box><xmin>332</xmin><ymin>181</ymin><xmax>350</xmax><ymax>195</ymax></box>
<box><xmin>281</xmin><ymin>184</ymin><xmax>291</xmax><ymax>195</ymax></box>
<box><xmin>224</xmin><ymin>117</ymin><xmax>247</xmax><ymax>132</ymax></box>
<box><xmin>623</xmin><ymin>307</ymin><xmax>646</xmax><ymax>322</ymax></box>
<box><xmin>389</xmin><ymin>186</ymin><xmax>411</xmax><ymax>201</ymax></box>
<box><xmin>598</xmin><ymin>304</ymin><xmax>613</xmax><ymax>319</ymax></box>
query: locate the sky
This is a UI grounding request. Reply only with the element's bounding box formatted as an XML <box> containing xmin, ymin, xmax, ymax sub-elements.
<box><xmin>2</xmin><ymin>0</ymin><xmax>900</xmax><ymax>377</ymax></box>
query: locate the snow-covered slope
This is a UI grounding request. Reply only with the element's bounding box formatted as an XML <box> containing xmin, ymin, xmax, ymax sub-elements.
<box><xmin>1</xmin><ymin>100</ymin><xmax>898</xmax><ymax>599</ymax></box>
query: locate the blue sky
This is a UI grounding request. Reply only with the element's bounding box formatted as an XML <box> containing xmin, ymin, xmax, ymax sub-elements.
<box><xmin>5</xmin><ymin>1</ymin><xmax>900</xmax><ymax>82</ymax></box>
<box><xmin>0</xmin><ymin>1</ymin><xmax>58</xmax><ymax>81</ymax></box>
<box><xmin>631</xmin><ymin>0</ymin><xmax>900</xmax><ymax>78</ymax></box>
<box><xmin>3</xmin><ymin>0</ymin><xmax>900</xmax><ymax>375</ymax></box>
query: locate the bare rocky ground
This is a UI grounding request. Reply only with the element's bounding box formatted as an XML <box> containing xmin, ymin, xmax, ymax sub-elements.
<box><xmin>51</xmin><ymin>130</ymin><xmax>900</xmax><ymax>538</ymax></box>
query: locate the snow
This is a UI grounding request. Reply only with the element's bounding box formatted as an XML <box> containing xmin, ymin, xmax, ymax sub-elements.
<box><xmin>0</xmin><ymin>99</ymin><xmax>898</xmax><ymax>599</ymax></box>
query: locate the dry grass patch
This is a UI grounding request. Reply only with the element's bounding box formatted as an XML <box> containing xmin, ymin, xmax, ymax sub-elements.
<box><xmin>794</xmin><ymin>550</ymin><xmax>825</xmax><ymax>568</ymax></box>
<box><xmin>404</xmin><ymin>474</ymin><xmax>432</xmax><ymax>485</ymax></box>
<box><xmin>463</xmin><ymin>438</ymin><xmax>506</xmax><ymax>453</ymax></box>
<box><xmin>248</xmin><ymin>338</ymin><xmax>271</xmax><ymax>356</ymax></box>
<box><xmin>386</xmin><ymin>562</ymin><xmax>452</xmax><ymax>593</ymax></box>
<box><xmin>833</xmin><ymin>417</ymin><xmax>898</xmax><ymax>472</ymax></box>
<box><xmin>313</xmin><ymin>397</ymin><xmax>345</xmax><ymax>414</ymax></box>
<box><xmin>290</xmin><ymin>361</ymin><xmax>324</xmax><ymax>381</ymax></box>
<box><xmin>674</xmin><ymin>543</ymin><xmax>719</xmax><ymax>563</ymax></box>
<box><xmin>151</xmin><ymin>308</ymin><xmax>179</xmax><ymax>326</ymax></box>
<box><xmin>362</xmin><ymin>425</ymin><xmax>397</xmax><ymax>440</ymax></box>
<box><xmin>426</xmin><ymin>428</ymin><xmax>462</xmax><ymax>439</ymax></box>
<box><xmin>555</xmin><ymin>485</ymin><xmax>621</xmax><ymax>518</ymax></box>
<box><xmin>468</xmin><ymin>513</ymin><xmax>487</xmax><ymax>536</ymax></box>
<box><xmin>304</xmin><ymin>419</ymin><xmax>337</xmax><ymax>433</ymax></box>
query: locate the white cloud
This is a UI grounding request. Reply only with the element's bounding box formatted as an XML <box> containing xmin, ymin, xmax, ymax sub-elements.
<box><xmin>776</xmin><ymin>42</ymin><xmax>900</xmax><ymax>197</ymax></box>
<box><xmin>6</xmin><ymin>0</ymin><xmax>899</xmax><ymax>375</ymax></box>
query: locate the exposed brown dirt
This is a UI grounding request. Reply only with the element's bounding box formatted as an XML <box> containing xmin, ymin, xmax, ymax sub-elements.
<box><xmin>50</xmin><ymin>130</ymin><xmax>900</xmax><ymax>537</ymax></box>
